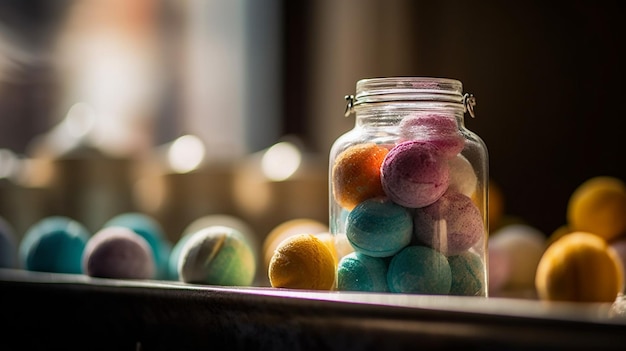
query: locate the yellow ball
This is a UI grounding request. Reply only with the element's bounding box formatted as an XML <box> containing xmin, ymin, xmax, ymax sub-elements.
<box><xmin>535</xmin><ymin>232</ymin><xmax>624</xmax><ymax>303</ymax></box>
<box><xmin>262</xmin><ymin>218</ymin><xmax>328</xmax><ymax>273</ymax></box>
<box><xmin>567</xmin><ymin>176</ymin><xmax>626</xmax><ymax>241</ymax></box>
<box><xmin>268</xmin><ymin>233</ymin><xmax>336</xmax><ymax>290</ymax></box>
<box><xmin>545</xmin><ymin>225</ymin><xmax>572</xmax><ymax>248</ymax></box>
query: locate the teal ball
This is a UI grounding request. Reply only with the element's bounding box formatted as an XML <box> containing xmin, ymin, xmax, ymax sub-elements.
<box><xmin>178</xmin><ymin>226</ymin><xmax>256</xmax><ymax>286</ymax></box>
<box><xmin>448</xmin><ymin>251</ymin><xmax>485</xmax><ymax>296</ymax></box>
<box><xmin>19</xmin><ymin>216</ymin><xmax>90</xmax><ymax>274</ymax></box>
<box><xmin>346</xmin><ymin>197</ymin><xmax>412</xmax><ymax>257</ymax></box>
<box><xmin>387</xmin><ymin>245</ymin><xmax>451</xmax><ymax>294</ymax></box>
<box><xmin>104</xmin><ymin>212</ymin><xmax>171</xmax><ymax>279</ymax></box>
<box><xmin>337</xmin><ymin>252</ymin><xmax>389</xmax><ymax>292</ymax></box>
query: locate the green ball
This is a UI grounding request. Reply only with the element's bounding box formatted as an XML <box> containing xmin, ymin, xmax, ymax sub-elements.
<box><xmin>448</xmin><ymin>251</ymin><xmax>485</xmax><ymax>296</ymax></box>
<box><xmin>387</xmin><ymin>245</ymin><xmax>451</xmax><ymax>294</ymax></box>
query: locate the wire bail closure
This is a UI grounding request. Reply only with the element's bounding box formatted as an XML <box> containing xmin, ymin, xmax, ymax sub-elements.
<box><xmin>344</xmin><ymin>92</ymin><xmax>477</xmax><ymax>118</ymax></box>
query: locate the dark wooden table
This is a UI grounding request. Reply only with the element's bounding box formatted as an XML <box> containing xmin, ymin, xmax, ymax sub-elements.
<box><xmin>1</xmin><ymin>269</ymin><xmax>624</xmax><ymax>350</ymax></box>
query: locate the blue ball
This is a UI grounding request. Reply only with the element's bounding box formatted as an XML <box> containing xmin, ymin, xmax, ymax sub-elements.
<box><xmin>346</xmin><ymin>197</ymin><xmax>412</xmax><ymax>257</ymax></box>
<box><xmin>387</xmin><ymin>245</ymin><xmax>451</xmax><ymax>294</ymax></box>
<box><xmin>337</xmin><ymin>252</ymin><xmax>389</xmax><ymax>292</ymax></box>
<box><xmin>19</xmin><ymin>216</ymin><xmax>90</xmax><ymax>274</ymax></box>
<box><xmin>104</xmin><ymin>212</ymin><xmax>171</xmax><ymax>279</ymax></box>
<box><xmin>178</xmin><ymin>226</ymin><xmax>256</xmax><ymax>286</ymax></box>
<box><xmin>448</xmin><ymin>251</ymin><xmax>485</xmax><ymax>296</ymax></box>
<box><xmin>0</xmin><ymin>216</ymin><xmax>17</xmax><ymax>268</ymax></box>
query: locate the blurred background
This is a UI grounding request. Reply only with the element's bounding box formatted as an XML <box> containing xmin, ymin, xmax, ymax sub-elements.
<box><xmin>1</xmin><ymin>0</ymin><xmax>625</xmax><ymax>247</ymax></box>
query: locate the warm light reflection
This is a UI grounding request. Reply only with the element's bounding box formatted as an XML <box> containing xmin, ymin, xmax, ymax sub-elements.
<box><xmin>64</xmin><ymin>102</ymin><xmax>97</xmax><ymax>139</ymax></box>
<box><xmin>167</xmin><ymin>135</ymin><xmax>205</xmax><ymax>173</ymax></box>
<box><xmin>261</xmin><ymin>141</ymin><xmax>301</xmax><ymax>181</ymax></box>
<box><xmin>0</xmin><ymin>149</ymin><xmax>18</xmax><ymax>179</ymax></box>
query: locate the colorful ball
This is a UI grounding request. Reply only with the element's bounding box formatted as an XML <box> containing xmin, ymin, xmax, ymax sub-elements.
<box><xmin>268</xmin><ymin>233</ymin><xmax>336</xmax><ymax>290</ymax></box>
<box><xmin>337</xmin><ymin>252</ymin><xmax>389</xmax><ymax>292</ymax></box>
<box><xmin>331</xmin><ymin>143</ymin><xmax>389</xmax><ymax>210</ymax></box>
<box><xmin>178</xmin><ymin>225</ymin><xmax>256</xmax><ymax>286</ymax></box>
<box><xmin>381</xmin><ymin>140</ymin><xmax>450</xmax><ymax>208</ymax></box>
<box><xmin>82</xmin><ymin>226</ymin><xmax>155</xmax><ymax>279</ymax></box>
<box><xmin>19</xmin><ymin>216</ymin><xmax>90</xmax><ymax>274</ymax></box>
<box><xmin>448</xmin><ymin>250</ymin><xmax>485</xmax><ymax>296</ymax></box>
<box><xmin>104</xmin><ymin>212</ymin><xmax>171</xmax><ymax>279</ymax></box>
<box><xmin>567</xmin><ymin>176</ymin><xmax>626</xmax><ymax>241</ymax></box>
<box><xmin>387</xmin><ymin>245</ymin><xmax>451</xmax><ymax>294</ymax></box>
<box><xmin>447</xmin><ymin>154</ymin><xmax>477</xmax><ymax>198</ymax></box>
<box><xmin>413</xmin><ymin>191</ymin><xmax>484</xmax><ymax>256</ymax></box>
<box><xmin>262</xmin><ymin>218</ymin><xmax>328</xmax><ymax>273</ymax></box>
<box><xmin>170</xmin><ymin>214</ymin><xmax>257</xmax><ymax>280</ymax></box>
<box><xmin>488</xmin><ymin>223</ymin><xmax>546</xmax><ymax>290</ymax></box>
<box><xmin>346</xmin><ymin>197</ymin><xmax>413</xmax><ymax>257</ymax></box>
<box><xmin>398</xmin><ymin>114</ymin><xmax>465</xmax><ymax>158</ymax></box>
<box><xmin>535</xmin><ymin>231</ymin><xmax>624</xmax><ymax>303</ymax></box>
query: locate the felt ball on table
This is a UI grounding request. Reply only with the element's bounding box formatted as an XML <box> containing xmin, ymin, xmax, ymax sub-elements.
<box><xmin>488</xmin><ymin>223</ymin><xmax>546</xmax><ymax>291</ymax></box>
<box><xmin>262</xmin><ymin>218</ymin><xmax>328</xmax><ymax>273</ymax></box>
<box><xmin>18</xmin><ymin>216</ymin><xmax>90</xmax><ymax>274</ymax></box>
<box><xmin>448</xmin><ymin>250</ymin><xmax>485</xmax><ymax>296</ymax></box>
<box><xmin>104</xmin><ymin>212</ymin><xmax>171</xmax><ymax>279</ymax></box>
<box><xmin>0</xmin><ymin>216</ymin><xmax>17</xmax><ymax>268</ymax></box>
<box><xmin>337</xmin><ymin>252</ymin><xmax>389</xmax><ymax>292</ymax></box>
<box><xmin>380</xmin><ymin>140</ymin><xmax>450</xmax><ymax>208</ymax></box>
<box><xmin>535</xmin><ymin>231</ymin><xmax>624</xmax><ymax>303</ymax></box>
<box><xmin>346</xmin><ymin>197</ymin><xmax>413</xmax><ymax>258</ymax></box>
<box><xmin>178</xmin><ymin>225</ymin><xmax>256</xmax><ymax>286</ymax></box>
<box><xmin>268</xmin><ymin>233</ymin><xmax>336</xmax><ymax>290</ymax></box>
<box><xmin>82</xmin><ymin>226</ymin><xmax>155</xmax><ymax>279</ymax></box>
<box><xmin>331</xmin><ymin>143</ymin><xmax>389</xmax><ymax>211</ymax></box>
<box><xmin>413</xmin><ymin>190</ymin><xmax>484</xmax><ymax>256</ymax></box>
<box><xmin>566</xmin><ymin>176</ymin><xmax>626</xmax><ymax>242</ymax></box>
<box><xmin>387</xmin><ymin>245</ymin><xmax>451</xmax><ymax>294</ymax></box>
<box><xmin>169</xmin><ymin>214</ymin><xmax>257</xmax><ymax>280</ymax></box>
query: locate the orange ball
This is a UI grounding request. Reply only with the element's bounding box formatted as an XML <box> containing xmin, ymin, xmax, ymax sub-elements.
<box><xmin>332</xmin><ymin>143</ymin><xmax>389</xmax><ymax>210</ymax></box>
<box><xmin>535</xmin><ymin>232</ymin><xmax>624</xmax><ymax>303</ymax></box>
<box><xmin>567</xmin><ymin>176</ymin><xmax>626</xmax><ymax>241</ymax></box>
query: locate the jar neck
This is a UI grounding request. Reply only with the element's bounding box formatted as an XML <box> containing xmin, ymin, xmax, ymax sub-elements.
<box><xmin>346</xmin><ymin>77</ymin><xmax>473</xmax><ymax>128</ymax></box>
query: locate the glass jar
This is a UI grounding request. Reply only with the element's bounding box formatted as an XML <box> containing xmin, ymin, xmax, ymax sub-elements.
<box><xmin>330</xmin><ymin>77</ymin><xmax>489</xmax><ymax>297</ymax></box>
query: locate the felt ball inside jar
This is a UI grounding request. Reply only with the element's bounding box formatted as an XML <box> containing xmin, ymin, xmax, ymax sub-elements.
<box><xmin>332</xmin><ymin>143</ymin><xmax>389</xmax><ymax>211</ymax></box>
<box><xmin>413</xmin><ymin>190</ymin><xmax>484</xmax><ymax>256</ymax></box>
<box><xmin>346</xmin><ymin>197</ymin><xmax>413</xmax><ymax>258</ymax></box>
<box><xmin>398</xmin><ymin>113</ymin><xmax>465</xmax><ymax>158</ymax></box>
<box><xmin>380</xmin><ymin>140</ymin><xmax>450</xmax><ymax>208</ymax></box>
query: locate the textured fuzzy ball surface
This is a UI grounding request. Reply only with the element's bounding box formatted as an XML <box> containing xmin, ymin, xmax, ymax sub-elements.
<box><xmin>82</xmin><ymin>226</ymin><xmax>155</xmax><ymax>279</ymax></box>
<box><xmin>448</xmin><ymin>250</ymin><xmax>485</xmax><ymax>296</ymax></box>
<box><xmin>346</xmin><ymin>197</ymin><xmax>412</xmax><ymax>257</ymax></box>
<box><xmin>381</xmin><ymin>140</ymin><xmax>450</xmax><ymax>208</ymax></box>
<box><xmin>332</xmin><ymin>143</ymin><xmax>389</xmax><ymax>211</ymax></box>
<box><xmin>178</xmin><ymin>226</ymin><xmax>256</xmax><ymax>286</ymax></box>
<box><xmin>268</xmin><ymin>233</ymin><xmax>336</xmax><ymax>290</ymax></box>
<box><xmin>413</xmin><ymin>191</ymin><xmax>484</xmax><ymax>256</ymax></box>
<box><xmin>337</xmin><ymin>252</ymin><xmax>389</xmax><ymax>292</ymax></box>
<box><xmin>19</xmin><ymin>216</ymin><xmax>90</xmax><ymax>274</ymax></box>
<box><xmin>104</xmin><ymin>212</ymin><xmax>171</xmax><ymax>279</ymax></box>
<box><xmin>398</xmin><ymin>114</ymin><xmax>464</xmax><ymax>158</ymax></box>
<box><xmin>387</xmin><ymin>245</ymin><xmax>451</xmax><ymax>294</ymax></box>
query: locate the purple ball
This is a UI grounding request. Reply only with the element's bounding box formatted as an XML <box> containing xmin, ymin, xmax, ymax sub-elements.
<box><xmin>82</xmin><ymin>226</ymin><xmax>155</xmax><ymax>279</ymax></box>
<box><xmin>413</xmin><ymin>191</ymin><xmax>484</xmax><ymax>256</ymax></box>
<box><xmin>399</xmin><ymin>114</ymin><xmax>465</xmax><ymax>158</ymax></box>
<box><xmin>381</xmin><ymin>140</ymin><xmax>450</xmax><ymax>208</ymax></box>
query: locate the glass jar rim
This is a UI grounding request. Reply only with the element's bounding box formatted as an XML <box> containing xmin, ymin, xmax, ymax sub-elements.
<box><xmin>346</xmin><ymin>77</ymin><xmax>476</xmax><ymax>118</ymax></box>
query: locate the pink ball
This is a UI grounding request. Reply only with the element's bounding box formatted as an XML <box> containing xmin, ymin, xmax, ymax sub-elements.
<box><xmin>381</xmin><ymin>140</ymin><xmax>450</xmax><ymax>208</ymax></box>
<box><xmin>399</xmin><ymin>114</ymin><xmax>464</xmax><ymax>158</ymax></box>
<box><xmin>413</xmin><ymin>191</ymin><xmax>484</xmax><ymax>256</ymax></box>
<box><xmin>82</xmin><ymin>226</ymin><xmax>155</xmax><ymax>279</ymax></box>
